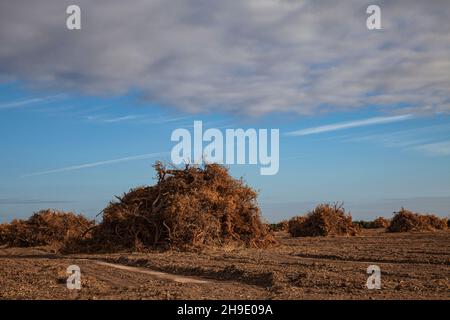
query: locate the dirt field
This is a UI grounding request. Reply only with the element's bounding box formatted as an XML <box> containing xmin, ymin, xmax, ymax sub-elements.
<box><xmin>0</xmin><ymin>229</ymin><xmax>449</xmax><ymax>300</ymax></box>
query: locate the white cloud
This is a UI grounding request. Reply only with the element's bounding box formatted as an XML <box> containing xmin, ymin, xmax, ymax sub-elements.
<box><xmin>1</xmin><ymin>0</ymin><xmax>449</xmax><ymax>116</ymax></box>
<box><xmin>286</xmin><ymin>114</ymin><xmax>413</xmax><ymax>136</ymax></box>
<box><xmin>0</xmin><ymin>95</ymin><xmax>62</xmax><ymax>109</ymax></box>
<box><xmin>101</xmin><ymin>115</ymin><xmax>141</xmax><ymax>123</ymax></box>
<box><xmin>22</xmin><ymin>152</ymin><xmax>168</xmax><ymax>177</ymax></box>
<box><xmin>410</xmin><ymin>141</ymin><xmax>450</xmax><ymax>156</ymax></box>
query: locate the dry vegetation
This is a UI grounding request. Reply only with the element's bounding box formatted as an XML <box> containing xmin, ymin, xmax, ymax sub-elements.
<box><xmin>0</xmin><ymin>163</ymin><xmax>448</xmax><ymax>258</ymax></box>
<box><xmin>354</xmin><ymin>217</ymin><xmax>390</xmax><ymax>229</ymax></box>
<box><xmin>0</xmin><ymin>209</ymin><xmax>94</xmax><ymax>249</ymax></box>
<box><xmin>387</xmin><ymin>208</ymin><xmax>448</xmax><ymax>233</ymax></box>
<box><xmin>269</xmin><ymin>220</ymin><xmax>289</xmax><ymax>232</ymax></box>
<box><xmin>66</xmin><ymin>162</ymin><xmax>274</xmax><ymax>252</ymax></box>
<box><xmin>287</xmin><ymin>203</ymin><xmax>359</xmax><ymax>237</ymax></box>
<box><xmin>370</xmin><ymin>217</ymin><xmax>390</xmax><ymax>228</ymax></box>
<box><xmin>287</xmin><ymin>216</ymin><xmax>306</xmax><ymax>235</ymax></box>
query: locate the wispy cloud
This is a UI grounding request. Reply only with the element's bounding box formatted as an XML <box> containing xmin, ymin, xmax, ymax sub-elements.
<box><xmin>85</xmin><ymin>114</ymin><xmax>140</xmax><ymax>123</ymax></box>
<box><xmin>22</xmin><ymin>152</ymin><xmax>168</xmax><ymax>177</ymax></box>
<box><xmin>138</xmin><ymin>116</ymin><xmax>191</xmax><ymax>125</ymax></box>
<box><xmin>340</xmin><ymin>124</ymin><xmax>450</xmax><ymax>154</ymax></box>
<box><xmin>410</xmin><ymin>141</ymin><xmax>450</xmax><ymax>156</ymax></box>
<box><xmin>0</xmin><ymin>95</ymin><xmax>62</xmax><ymax>110</ymax></box>
<box><xmin>102</xmin><ymin>115</ymin><xmax>141</xmax><ymax>123</ymax></box>
<box><xmin>286</xmin><ymin>115</ymin><xmax>414</xmax><ymax>136</ymax></box>
<box><xmin>85</xmin><ymin>114</ymin><xmax>191</xmax><ymax>125</ymax></box>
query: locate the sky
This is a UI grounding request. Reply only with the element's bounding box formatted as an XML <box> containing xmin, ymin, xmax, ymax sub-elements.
<box><xmin>1</xmin><ymin>0</ymin><xmax>450</xmax><ymax>222</ymax></box>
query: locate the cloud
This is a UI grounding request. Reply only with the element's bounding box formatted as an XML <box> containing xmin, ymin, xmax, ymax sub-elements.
<box><xmin>1</xmin><ymin>0</ymin><xmax>449</xmax><ymax>116</ymax></box>
<box><xmin>22</xmin><ymin>152</ymin><xmax>168</xmax><ymax>177</ymax></box>
<box><xmin>101</xmin><ymin>115</ymin><xmax>141</xmax><ymax>123</ymax></box>
<box><xmin>0</xmin><ymin>95</ymin><xmax>62</xmax><ymax>109</ymax></box>
<box><xmin>85</xmin><ymin>114</ymin><xmax>189</xmax><ymax>124</ymax></box>
<box><xmin>410</xmin><ymin>141</ymin><xmax>450</xmax><ymax>156</ymax></box>
<box><xmin>341</xmin><ymin>124</ymin><xmax>450</xmax><ymax>154</ymax></box>
<box><xmin>286</xmin><ymin>114</ymin><xmax>413</xmax><ymax>136</ymax></box>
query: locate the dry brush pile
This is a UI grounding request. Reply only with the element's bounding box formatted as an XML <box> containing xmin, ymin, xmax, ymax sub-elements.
<box><xmin>370</xmin><ymin>217</ymin><xmax>390</xmax><ymax>228</ymax></box>
<box><xmin>287</xmin><ymin>216</ymin><xmax>306</xmax><ymax>236</ymax></box>
<box><xmin>370</xmin><ymin>217</ymin><xmax>391</xmax><ymax>229</ymax></box>
<box><xmin>354</xmin><ymin>217</ymin><xmax>390</xmax><ymax>229</ymax></box>
<box><xmin>67</xmin><ymin>162</ymin><xmax>275</xmax><ymax>252</ymax></box>
<box><xmin>269</xmin><ymin>220</ymin><xmax>289</xmax><ymax>232</ymax></box>
<box><xmin>0</xmin><ymin>209</ymin><xmax>94</xmax><ymax>248</ymax></box>
<box><xmin>288</xmin><ymin>203</ymin><xmax>359</xmax><ymax>237</ymax></box>
<box><xmin>387</xmin><ymin>208</ymin><xmax>448</xmax><ymax>232</ymax></box>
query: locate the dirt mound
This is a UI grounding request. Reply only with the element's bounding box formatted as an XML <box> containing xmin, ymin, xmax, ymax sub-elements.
<box><xmin>288</xmin><ymin>203</ymin><xmax>359</xmax><ymax>237</ymax></box>
<box><xmin>72</xmin><ymin>162</ymin><xmax>275</xmax><ymax>252</ymax></box>
<box><xmin>0</xmin><ymin>209</ymin><xmax>94</xmax><ymax>247</ymax></box>
<box><xmin>387</xmin><ymin>208</ymin><xmax>448</xmax><ymax>232</ymax></box>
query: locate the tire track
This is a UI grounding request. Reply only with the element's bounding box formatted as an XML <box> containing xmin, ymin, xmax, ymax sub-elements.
<box><xmin>87</xmin><ymin>260</ymin><xmax>210</xmax><ymax>284</ymax></box>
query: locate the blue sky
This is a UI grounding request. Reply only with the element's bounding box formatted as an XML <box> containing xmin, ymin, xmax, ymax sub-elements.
<box><xmin>1</xmin><ymin>1</ymin><xmax>449</xmax><ymax>222</ymax></box>
<box><xmin>1</xmin><ymin>82</ymin><xmax>450</xmax><ymax>222</ymax></box>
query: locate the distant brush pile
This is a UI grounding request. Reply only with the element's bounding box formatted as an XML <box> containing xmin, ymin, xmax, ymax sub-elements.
<box><xmin>269</xmin><ymin>220</ymin><xmax>289</xmax><ymax>232</ymax></box>
<box><xmin>0</xmin><ymin>209</ymin><xmax>94</xmax><ymax>248</ymax></box>
<box><xmin>354</xmin><ymin>217</ymin><xmax>390</xmax><ymax>229</ymax></box>
<box><xmin>370</xmin><ymin>217</ymin><xmax>390</xmax><ymax>228</ymax></box>
<box><xmin>387</xmin><ymin>208</ymin><xmax>448</xmax><ymax>232</ymax></box>
<box><xmin>69</xmin><ymin>162</ymin><xmax>275</xmax><ymax>252</ymax></box>
<box><xmin>288</xmin><ymin>203</ymin><xmax>359</xmax><ymax>237</ymax></box>
<box><xmin>287</xmin><ymin>216</ymin><xmax>306</xmax><ymax>235</ymax></box>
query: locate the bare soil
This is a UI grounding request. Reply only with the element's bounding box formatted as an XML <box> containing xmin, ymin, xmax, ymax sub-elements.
<box><xmin>0</xmin><ymin>229</ymin><xmax>449</xmax><ymax>300</ymax></box>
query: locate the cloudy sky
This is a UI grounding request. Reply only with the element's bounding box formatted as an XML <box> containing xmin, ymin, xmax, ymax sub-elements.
<box><xmin>1</xmin><ymin>0</ymin><xmax>449</xmax><ymax>221</ymax></box>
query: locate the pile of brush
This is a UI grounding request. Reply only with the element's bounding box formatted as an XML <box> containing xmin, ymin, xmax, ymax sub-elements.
<box><xmin>288</xmin><ymin>203</ymin><xmax>359</xmax><ymax>237</ymax></box>
<box><xmin>69</xmin><ymin>162</ymin><xmax>275</xmax><ymax>252</ymax></box>
<box><xmin>0</xmin><ymin>209</ymin><xmax>94</xmax><ymax>248</ymax></box>
<box><xmin>269</xmin><ymin>220</ymin><xmax>289</xmax><ymax>232</ymax></box>
<box><xmin>387</xmin><ymin>208</ymin><xmax>448</xmax><ymax>232</ymax></box>
<box><xmin>287</xmin><ymin>216</ymin><xmax>306</xmax><ymax>236</ymax></box>
<box><xmin>353</xmin><ymin>217</ymin><xmax>390</xmax><ymax>229</ymax></box>
<box><xmin>369</xmin><ymin>217</ymin><xmax>390</xmax><ymax>228</ymax></box>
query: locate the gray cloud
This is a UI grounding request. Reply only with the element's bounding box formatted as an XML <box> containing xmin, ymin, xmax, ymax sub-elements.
<box><xmin>1</xmin><ymin>0</ymin><xmax>449</xmax><ymax>116</ymax></box>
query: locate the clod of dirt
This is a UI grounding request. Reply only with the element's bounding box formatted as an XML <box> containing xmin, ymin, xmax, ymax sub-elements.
<box><xmin>287</xmin><ymin>203</ymin><xmax>359</xmax><ymax>237</ymax></box>
<box><xmin>68</xmin><ymin>162</ymin><xmax>275</xmax><ymax>252</ymax></box>
<box><xmin>0</xmin><ymin>209</ymin><xmax>94</xmax><ymax>248</ymax></box>
<box><xmin>387</xmin><ymin>208</ymin><xmax>448</xmax><ymax>233</ymax></box>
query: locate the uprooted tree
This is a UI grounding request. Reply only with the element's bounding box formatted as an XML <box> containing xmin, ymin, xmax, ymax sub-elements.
<box><xmin>67</xmin><ymin>162</ymin><xmax>275</xmax><ymax>252</ymax></box>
